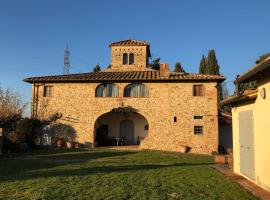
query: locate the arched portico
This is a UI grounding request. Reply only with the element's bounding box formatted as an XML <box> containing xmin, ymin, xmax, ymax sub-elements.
<box><xmin>94</xmin><ymin>110</ymin><xmax>149</xmax><ymax>147</ymax></box>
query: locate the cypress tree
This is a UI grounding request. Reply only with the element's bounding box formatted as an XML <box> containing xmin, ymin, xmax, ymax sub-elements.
<box><xmin>174</xmin><ymin>62</ymin><xmax>185</xmax><ymax>73</ymax></box>
<box><xmin>207</xmin><ymin>50</ymin><xmax>220</xmax><ymax>75</ymax></box>
<box><xmin>93</xmin><ymin>64</ymin><xmax>101</xmax><ymax>72</ymax></box>
<box><xmin>150</xmin><ymin>58</ymin><xmax>161</xmax><ymax>70</ymax></box>
<box><xmin>199</xmin><ymin>55</ymin><xmax>207</xmax><ymax>74</ymax></box>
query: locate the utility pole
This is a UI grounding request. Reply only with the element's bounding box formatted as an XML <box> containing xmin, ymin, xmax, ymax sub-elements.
<box><xmin>63</xmin><ymin>45</ymin><xmax>70</xmax><ymax>74</ymax></box>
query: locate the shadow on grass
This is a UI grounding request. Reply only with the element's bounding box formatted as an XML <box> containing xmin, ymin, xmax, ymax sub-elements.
<box><xmin>0</xmin><ymin>162</ymin><xmax>211</xmax><ymax>183</ymax></box>
<box><xmin>0</xmin><ymin>149</ymin><xmax>138</xmax><ymax>179</ymax></box>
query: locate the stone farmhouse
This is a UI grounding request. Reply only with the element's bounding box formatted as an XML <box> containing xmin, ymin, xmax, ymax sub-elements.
<box><xmin>24</xmin><ymin>39</ymin><xmax>225</xmax><ymax>154</ymax></box>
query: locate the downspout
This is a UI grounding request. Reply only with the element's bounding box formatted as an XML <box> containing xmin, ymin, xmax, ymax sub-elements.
<box><xmin>32</xmin><ymin>81</ymin><xmax>35</xmax><ymax>118</ymax></box>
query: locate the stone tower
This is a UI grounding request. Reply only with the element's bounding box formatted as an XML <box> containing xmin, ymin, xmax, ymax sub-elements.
<box><xmin>108</xmin><ymin>39</ymin><xmax>151</xmax><ymax>71</ymax></box>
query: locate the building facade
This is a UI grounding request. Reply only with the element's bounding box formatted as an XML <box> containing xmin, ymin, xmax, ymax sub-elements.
<box><xmin>24</xmin><ymin>40</ymin><xmax>224</xmax><ymax>154</ymax></box>
<box><xmin>221</xmin><ymin>57</ymin><xmax>270</xmax><ymax>191</ymax></box>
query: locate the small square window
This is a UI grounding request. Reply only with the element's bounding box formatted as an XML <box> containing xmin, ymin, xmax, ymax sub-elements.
<box><xmin>194</xmin><ymin>126</ymin><xmax>203</xmax><ymax>135</ymax></box>
<box><xmin>193</xmin><ymin>85</ymin><xmax>204</xmax><ymax>96</ymax></box>
<box><xmin>194</xmin><ymin>116</ymin><xmax>203</xmax><ymax>119</ymax></box>
<box><xmin>174</xmin><ymin>116</ymin><xmax>177</xmax><ymax>123</ymax></box>
<box><xmin>44</xmin><ymin>86</ymin><xmax>53</xmax><ymax>97</ymax></box>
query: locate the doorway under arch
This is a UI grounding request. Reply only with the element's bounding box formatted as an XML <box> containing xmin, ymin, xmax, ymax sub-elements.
<box><xmin>94</xmin><ymin>112</ymin><xmax>148</xmax><ymax>147</ymax></box>
<box><xmin>120</xmin><ymin>119</ymin><xmax>134</xmax><ymax>145</ymax></box>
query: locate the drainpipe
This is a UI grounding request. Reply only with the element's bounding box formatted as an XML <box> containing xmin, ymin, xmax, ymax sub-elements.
<box><xmin>32</xmin><ymin>81</ymin><xmax>35</xmax><ymax>118</ymax></box>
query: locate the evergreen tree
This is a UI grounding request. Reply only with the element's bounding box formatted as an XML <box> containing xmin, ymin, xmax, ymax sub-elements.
<box><xmin>199</xmin><ymin>55</ymin><xmax>207</xmax><ymax>74</ymax></box>
<box><xmin>174</xmin><ymin>62</ymin><xmax>185</xmax><ymax>73</ymax></box>
<box><xmin>199</xmin><ymin>50</ymin><xmax>223</xmax><ymax>102</ymax></box>
<box><xmin>93</xmin><ymin>64</ymin><xmax>101</xmax><ymax>72</ymax></box>
<box><xmin>150</xmin><ymin>58</ymin><xmax>161</xmax><ymax>70</ymax></box>
<box><xmin>207</xmin><ymin>50</ymin><xmax>220</xmax><ymax>75</ymax></box>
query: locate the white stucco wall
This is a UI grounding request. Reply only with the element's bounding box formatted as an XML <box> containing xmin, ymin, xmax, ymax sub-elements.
<box><xmin>232</xmin><ymin>77</ymin><xmax>270</xmax><ymax>191</ymax></box>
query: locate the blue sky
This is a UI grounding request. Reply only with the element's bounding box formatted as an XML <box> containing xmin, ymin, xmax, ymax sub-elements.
<box><xmin>0</xmin><ymin>0</ymin><xmax>269</xmax><ymax>112</ymax></box>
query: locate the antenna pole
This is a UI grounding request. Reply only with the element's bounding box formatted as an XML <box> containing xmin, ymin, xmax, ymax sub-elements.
<box><xmin>63</xmin><ymin>45</ymin><xmax>70</xmax><ymax>74</ymax></box>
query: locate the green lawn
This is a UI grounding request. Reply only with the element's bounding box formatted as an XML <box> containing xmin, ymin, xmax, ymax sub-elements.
<box><xmin>0</xmin><ymin>148</ymin><xmax>256</xmax><ymax>200</ymax></box>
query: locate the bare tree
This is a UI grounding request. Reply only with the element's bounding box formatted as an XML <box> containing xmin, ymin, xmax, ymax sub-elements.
<box><xmin>0</xmin><ymin>85</ymin><xmax>26</xmax><ymax>154</ymax></box>
<box><xmin>0</xmin><ymin>86</ymin><xmax>26</xmax><ymax>125</ymax></box>
<box><xmin>221</xmin><ymin>82</ymin><xmax>229</xmax><ymax>99</ymax></box>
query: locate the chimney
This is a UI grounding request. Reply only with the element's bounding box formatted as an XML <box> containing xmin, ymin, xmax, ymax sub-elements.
<box><xmin>159</xmin><ymin>63</ymin><xmax>170</xmax><ymax>78</ymax></box>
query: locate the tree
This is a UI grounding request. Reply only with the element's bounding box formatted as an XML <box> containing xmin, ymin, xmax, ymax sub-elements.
<box><xmin>0</xmin><ymin>86</ymin><xmax>25</xmax><ymax>127</ymax></box>
<box><xmin>93</xmin><ymin>64</ymin><xmax>101</xmax><ymax>72</ymax></box>
<box><xmin>198</xmin><ymin>50</ymin><xmax>223</xmax><ymax>102</ymax></box>
<box><xmin>199</xmin><ymin>55</ymin><xmax>207</xmax><ymax>74</ymax></box>
<box><xmin>221</xmin><ymin>82</ymin><xmax>229</xmax><ymax>99</ymax></box>
<box><xmin>150</xmin><ymin>58</ymin><xmax>160</xmax><ymax>70</ymax></box>
<box><xmin>174</xmin><ymin>62</ymin><xmax>185</xmax><ymax>73</ymax></box>
<box><xmin>255</xmin><ymin>52</ymin><xmax>270</xmax><ymax>64</ymax></box>
<box><xmin>207</xmin><ymin>50</ymin><xmax>220</xmax><ymax>75</ymax></box>
<box><xmin>0</xmin><ymin>85</ymin><xmax>25</xmax><ymax>154</ymax></box>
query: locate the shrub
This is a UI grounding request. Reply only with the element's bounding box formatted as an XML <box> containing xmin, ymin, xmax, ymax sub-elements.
<box><xmin>16</xmin><ymin>118</ymin><xmax>41</xmax><ymax>147</ymax></box>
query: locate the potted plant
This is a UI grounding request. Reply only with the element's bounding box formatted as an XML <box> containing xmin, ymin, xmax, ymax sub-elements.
<box><xmin>56</xmin><ymin>138</ymin><xmax>63</xmax><ymax>147</ymax></box>
<box><xmin>66</xmin><ymin>141</ymin><xmax>72</xmax><ymax>149</ymax></box>
<box><xmin>52</xmin><ymin>123</ymin><xmax>77</xmax><ymax>149</ymax></box>
<box><xmin>212</xmin><ymin>151</ymin><xmax>226</xmax><ymax>164</ymax></box>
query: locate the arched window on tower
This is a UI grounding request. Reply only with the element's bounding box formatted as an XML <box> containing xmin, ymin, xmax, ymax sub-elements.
<box><xmin>123</xmin><ymin>53</ymin><xmax>128</xmax><ymax>65</ymax></box>
<box><xmin>124</xmin><ymin>83</ymin><xmax>148</xmax><ymax>97</ymax></box>
<box><xmin>129</xmin><ymin>53</ymin><xmax>134</xmax><ymax>64</ymax></box>
<box><xmin>95</xmin><ymin>83</ymin><xmax>119</xmax><ymax>97</ymax></box>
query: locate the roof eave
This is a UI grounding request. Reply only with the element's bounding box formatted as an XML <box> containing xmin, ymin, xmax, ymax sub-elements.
<box><xmin>23</xmin><ymin>78</ymin><xmax>225</xmax><ymax>84</ymax></box>
<box><xmin>220</xmin><ymin>93</ymin><xmax>257</xmax><ymax>106</ymax></box>
<box><xmin>235</xmin><ymin>57</ymin><xmax>270</xmax><ymax>84</ymax></box>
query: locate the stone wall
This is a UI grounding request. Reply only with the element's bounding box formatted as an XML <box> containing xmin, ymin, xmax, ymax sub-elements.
<box><xmin>109</xmin><ymin>46</ymin><xmax>149</xmax><ymax>71</ymax></box>
<box><xmin>33</xmin><ymin>81</ymin><xmax>218</xmax><ymax>154</ymax></box>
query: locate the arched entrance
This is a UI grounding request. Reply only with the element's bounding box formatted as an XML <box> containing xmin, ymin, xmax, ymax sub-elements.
<box><xmin>94</xmin><ymin>111</ymin><xmax>148</xmax><ymax>147</ymax></box>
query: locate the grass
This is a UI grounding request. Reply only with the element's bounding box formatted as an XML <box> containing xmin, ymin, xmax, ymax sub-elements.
<box><xmin>0</xmin><ymin>148</ymin><xmax>257</xmax><ymax>200</ymax></box>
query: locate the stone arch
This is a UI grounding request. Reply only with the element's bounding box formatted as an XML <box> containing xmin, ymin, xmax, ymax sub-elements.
<box><xmin>93</xmin><ymin>110</ymin><xmax>149</xmax><ymax>147</ymax></box>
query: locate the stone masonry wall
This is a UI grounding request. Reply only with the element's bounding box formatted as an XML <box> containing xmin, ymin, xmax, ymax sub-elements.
<box><xmin>34</xmin><ymin>81</ymin><xmax>218</xmax><ymax>154</ymax></box>
<box><xmin>109</xmin><ymin>46</ymin><xmax>148</xmax><ymax>71</ymax></box>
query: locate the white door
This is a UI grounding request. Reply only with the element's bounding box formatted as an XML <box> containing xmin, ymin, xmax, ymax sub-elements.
<box><xmin>239</xmin><ymin>110</ymin><xmax>255</xmax><ymax>180</ymax></box>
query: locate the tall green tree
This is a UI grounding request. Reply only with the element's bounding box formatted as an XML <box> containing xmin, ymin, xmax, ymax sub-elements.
<box><xmin>198</xmin><ymin>50</ymin><xmax>223</xmax><ymax>102</ymax></box>
<box><xmin>199</xmin><ymin>55</ymin><xmax>207</xmax><ymax>74</ymax></box>
<box><xmin>150</xmin><ymin>58</ymin><xmax>161</xmax><ymax>70</ymax></box>
<box><xmin>173</xmin><ymin>62</ymin><xmax>185</xmax><ymax>73</ymax></box>
<box><xmin>207</xmin><ymin>50</ymin><xmax>220</xmax><ymax>75</ymax></box>
<box><xmin>93</xmin><ymin>64</ymin><xmax>101</xmax><ymax>72</ymax></box>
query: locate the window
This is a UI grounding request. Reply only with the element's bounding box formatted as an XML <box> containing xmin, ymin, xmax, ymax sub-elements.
<box><xmin>194</xmin><ymin>126</ymin><xmax>203</xmax><ymax>135</ymax></box>
<box><xmin>95</xmin><ymin>83</ymin><xmax>119</xmax><ymax>97</ymax></box>
<box><xmin>174</xmin><ymin>116</ymin><xmax>177</xmax><ymax>122</ymax></box>
<box><xmin>193</xmin><ymin>85</ymin><xmax>204</xmax><ymax>96</ymax></box>
<box><xmin>194</xmin><ymin>116</ymin><xmax>203</xmax><ymax>119</ymax></box>
<box><xmin>129</xmin><ymin>53</ymin><xmax>134</xmax><ymax>64</ymax></box>
<box><xmin>44</xmin><ymin>86</ymin><xmax>53</xmax><ymax>97</ymax></box>
<box><xmin>124</xmin><ymin>83</ymin><xmax>148</xmax><ymax>97</ymax></box>
<box><xmin>123</xmin><ymin>53</ymin><xmax>128</xmax><ymax>64</ymax></box>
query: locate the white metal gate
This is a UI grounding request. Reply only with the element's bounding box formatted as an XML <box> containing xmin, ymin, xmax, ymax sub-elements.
<box><xmin>239</xmin><ymin>110</ymin><xmax>255</xmax><ymax>180</ymax></box>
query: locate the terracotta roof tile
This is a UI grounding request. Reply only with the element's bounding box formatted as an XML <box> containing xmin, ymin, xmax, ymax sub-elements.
<box><xmin>220</xmin><ymin>89</ymin><xmax>258</xmax><ymax>106</ymax></box>
<box><xmin>109</xmin><ymin>40</ymin><xmax>150</xmax><ymax>47</ymax></box>
<box><xmin>24</xmin><ymin>71</ymin><xmax>225</xmax><ymax>83</ymax></box>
